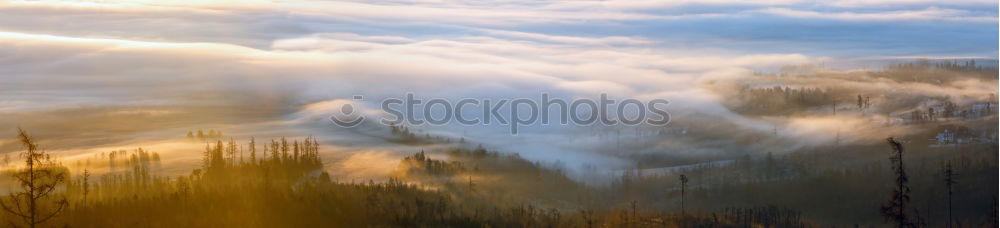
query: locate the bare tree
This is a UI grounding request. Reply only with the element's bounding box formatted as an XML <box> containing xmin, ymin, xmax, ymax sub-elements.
<box><xmin>944</xmin><ymin>161</ymin><xmax>956</xmax><ymax>228</ymax></box>
<box><xmin>0</xmin><ymin>128</ymin><xmax>69</xmax><ymax>228</ymax></box>
<box><xmin>249</xmin><ymin>137</ymin><xmax>256</xmax><ymax>164</ymax></box>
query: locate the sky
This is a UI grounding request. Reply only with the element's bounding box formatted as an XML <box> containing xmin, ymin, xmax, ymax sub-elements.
<box><xmin>0</xmin><ymin>0</ymin><xmax>995</xmax><ymax>58</ymax></box>
<box><xmin>0</xmin><ymin>0</ymin><xmax>997</xmax><ymax>180</ymax></box>
<box><xmin>0</xmin><ymin>0</ymin><xmax>995</xmax><ymax>109</ymax></box>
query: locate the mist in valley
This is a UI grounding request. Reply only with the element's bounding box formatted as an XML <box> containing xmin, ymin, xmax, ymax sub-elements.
<box><xmin>0</xmin><ymin>1</ymin><xmax>997</xmax><ymax>227</ymax></box>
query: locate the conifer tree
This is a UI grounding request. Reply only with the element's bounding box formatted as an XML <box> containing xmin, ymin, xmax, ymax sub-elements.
<box><xmin>881</xmin><ymin>137</ymin><xmax>913</xmax><ymax>228</ymax></box>
<box><xmin>680</xmin><ymin>174</ymin><xmax>689</xmax><ymax>216</ymax></box>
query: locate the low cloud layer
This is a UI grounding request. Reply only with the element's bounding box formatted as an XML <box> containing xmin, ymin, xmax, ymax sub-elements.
<box><xmin>0</xmin><ymin>0</ymin><xmax>996</xmax><ymax>181</ymax></box>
